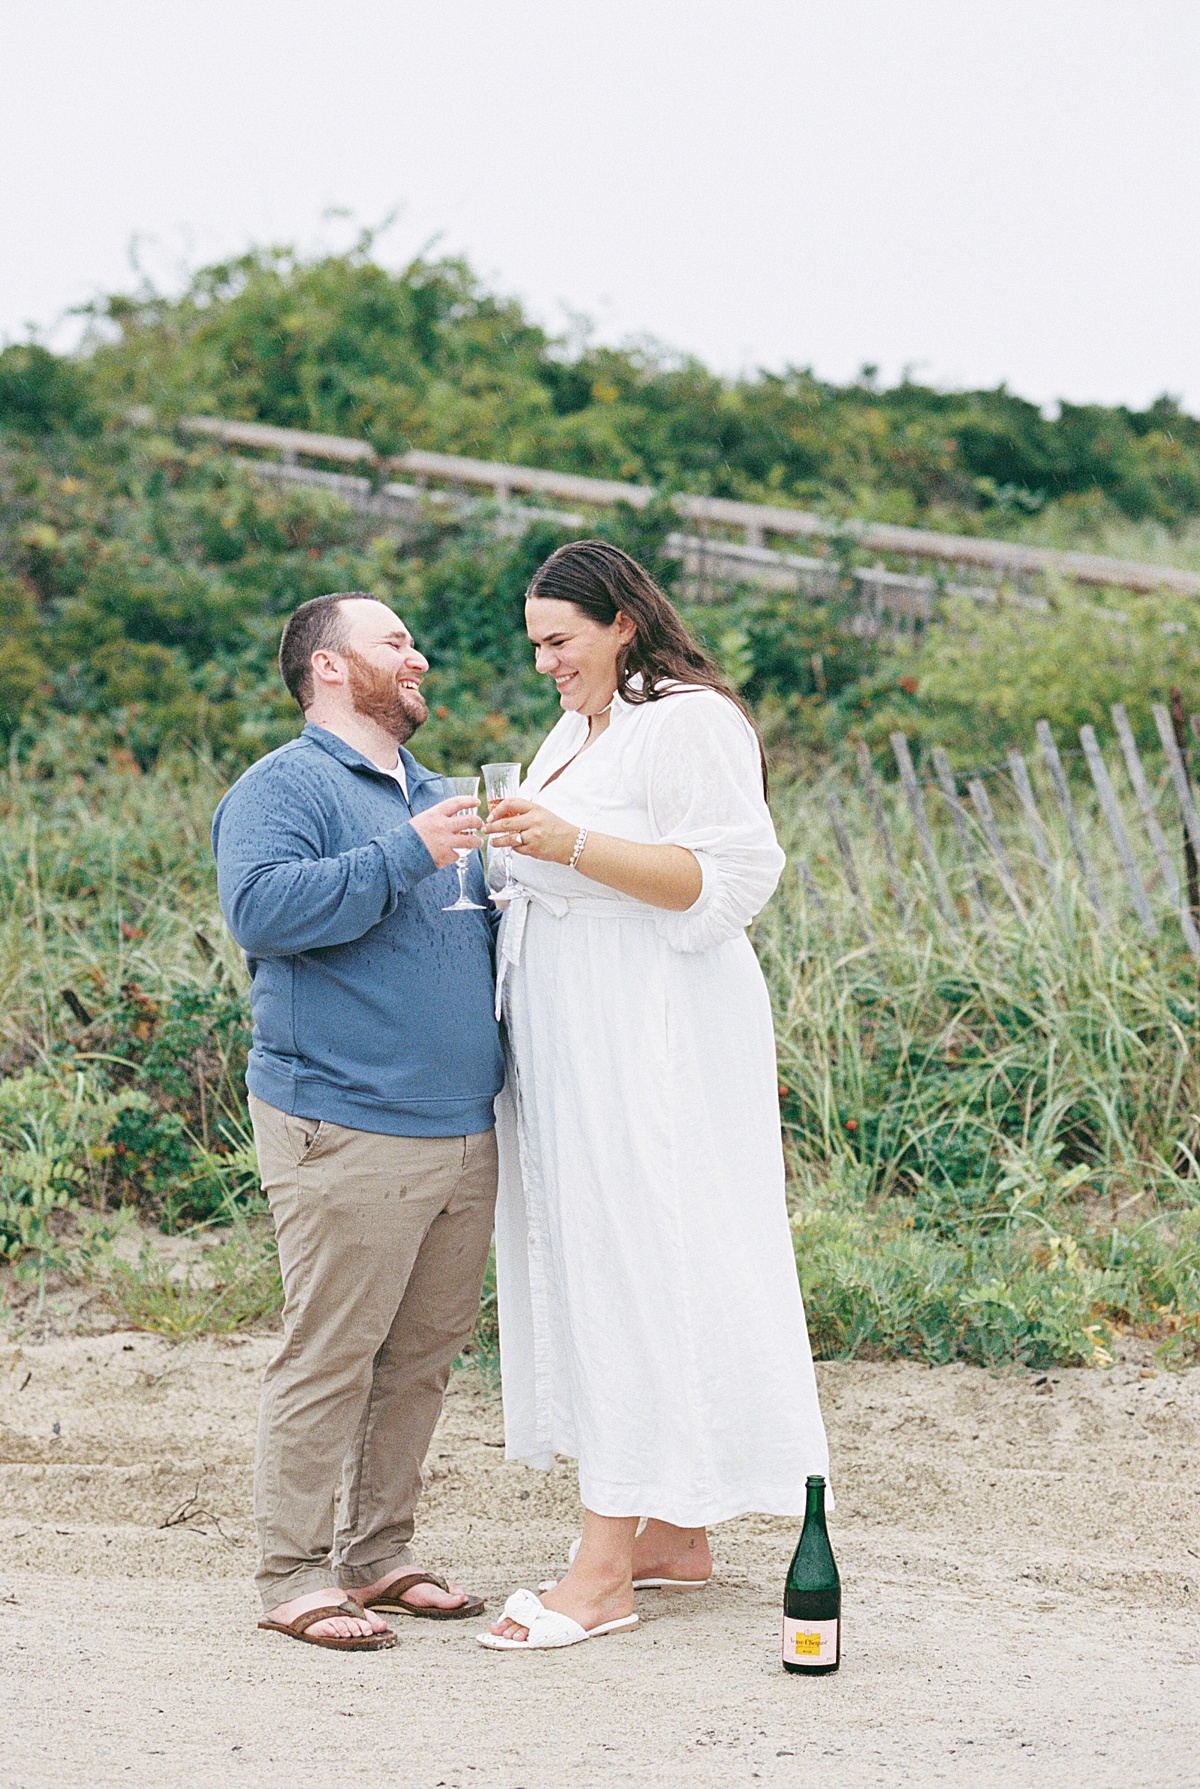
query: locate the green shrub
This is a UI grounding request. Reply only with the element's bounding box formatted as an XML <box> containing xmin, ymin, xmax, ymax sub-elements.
<box><xmin>0</xmin><ymin>1068</ymin><xmax>140</xmax><ymax>1267</ymax></box>
<box><xmin>792</xmin><ymin>1193</ymin><xmax>1114</xmax><ymax>1368</ymax></box>
<box><xmin>0</xmin><ymin>344</ymin><xmax>98</xmax><ymax>434</ymax></box>
<box><xmin>902</xmin><ymin>585</ymin><xmax>1200</xmax><ymax>763</ymax></box>
<box><xmin>111</xmin><ymin>981</ymin><xmax>250</xmax><ymax>1124</ymax></box>
<box><xmin>80</xmin><ymin>243</ymin><xmax>1200</xmax><ymax>527</ymax></box>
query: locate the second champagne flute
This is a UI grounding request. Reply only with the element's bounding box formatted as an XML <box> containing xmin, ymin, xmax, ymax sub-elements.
<box><xmin>441</xmin><ymin>775</ymin><xmax>485</xmax><ymax>912</ymax></box>
<box><xmin>481</xmin><ymin>761</ymin><xmax>523</xmax><ymax>901</ymax></box>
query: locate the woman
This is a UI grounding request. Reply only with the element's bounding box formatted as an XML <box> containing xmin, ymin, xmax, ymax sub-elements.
<box><xmin>478</xmin><ymin>540</ymin><xmax>829</xmax><ymax>1652</ymax></box>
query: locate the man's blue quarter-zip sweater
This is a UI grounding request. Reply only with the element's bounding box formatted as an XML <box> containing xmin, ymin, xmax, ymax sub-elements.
<box><xmin>212</xmin><ymin>723</ymin><xmax>502</xmax><ymax>1137</ymax></box>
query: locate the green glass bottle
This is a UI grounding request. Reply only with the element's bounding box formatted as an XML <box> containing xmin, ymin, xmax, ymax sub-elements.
<box><xmin>782</xmin><ymin>1474</ymin><xmax>840</xmax><ymax>1673</ymax></box>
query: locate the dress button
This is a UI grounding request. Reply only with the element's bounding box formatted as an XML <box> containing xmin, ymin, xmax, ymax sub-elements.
<box><xmin>528</xmin><ymin>1233</ymin><xmax>537</xmax><ymax>1247</ymax></box>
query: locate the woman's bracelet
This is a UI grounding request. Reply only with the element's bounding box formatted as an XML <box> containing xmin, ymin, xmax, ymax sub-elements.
<box><xmin>567</xmin><ymin>826</ymin><xmax>589</xmax><ymax>871</ymax></box>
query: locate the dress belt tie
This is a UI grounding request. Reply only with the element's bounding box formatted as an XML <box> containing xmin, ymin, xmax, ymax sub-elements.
<box><xmin>494</xmin><ymin>886</ymin><xmax>645</xmax><ymax>1018</ymax></box>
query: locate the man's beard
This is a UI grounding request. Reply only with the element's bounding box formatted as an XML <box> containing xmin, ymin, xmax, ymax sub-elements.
<box><xmin>343</xmin><ymin>648</ymin><xmax>428</xmax><ymax>744</ymax></box>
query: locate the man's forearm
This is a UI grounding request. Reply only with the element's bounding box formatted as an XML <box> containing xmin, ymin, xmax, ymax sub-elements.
<box><xmin>219</xmin><ymin>825</ymin><xmax>437</xmax><ymax>956</ymax></box>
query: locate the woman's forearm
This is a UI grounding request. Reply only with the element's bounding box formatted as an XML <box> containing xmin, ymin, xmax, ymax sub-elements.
<box><xmin>574</xmin><ymin>832</ymin><xmax>702</xmax><ymax>911</ymax></box>
<box><xmin>483</xmin><ymin>797</ymin><xmax>702</xmax><ymax>911</ymax></box>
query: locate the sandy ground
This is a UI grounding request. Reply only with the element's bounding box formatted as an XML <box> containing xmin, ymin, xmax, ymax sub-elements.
<box><xmin>0</xmin><ymin>1335</ymin><xmax>1196</xmax><ymax>1789</ymax></box>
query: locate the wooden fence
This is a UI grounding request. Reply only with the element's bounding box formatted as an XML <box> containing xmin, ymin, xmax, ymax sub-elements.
<box><xmin>811</xmin><ymin>700</ymin><xmax>1200</xmax><ymax>961</ymax></box>
<box><xmin>142</xmin><ymin>413</ymin><xmax>1200</xmax><ymax>631</ymax></box>
<box><xmin>123</xmin><ymin>410</ymin><xmax>1200</xmax><ymax>935</ymax></box>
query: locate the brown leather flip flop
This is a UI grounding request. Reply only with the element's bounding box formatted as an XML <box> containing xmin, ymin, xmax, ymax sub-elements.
<box><xmin>359</xmin><ymin>1571</ymin><xmax>486</xmax><ymax>1620</ymax></box>
<box><xmin>258</xmin><ymin>1599</ymin><xmax>398</xmax><ymax>1650</ymax></box>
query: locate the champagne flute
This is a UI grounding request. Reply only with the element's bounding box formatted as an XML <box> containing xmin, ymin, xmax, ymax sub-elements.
<box><xmin>482</xmin><ymin>761</ymin><xmax>523</xmax><ymax>901</ymax></box>
<box><xmin>441</xmin><ymin>775</ymin><xmax>485</xmax><ymax>912</ymax></box>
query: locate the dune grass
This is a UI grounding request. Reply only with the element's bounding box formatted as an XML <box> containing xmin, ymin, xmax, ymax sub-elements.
<box><xmin>0</xmin><ymin>719</ymin><xmax>1197</xmax><ymax>1364</ymax></box>
<box><xmin>763</xmin><ymin>759</ymin><xmax>1200</xmax><ymax>1366</ymax></box>
<box><xmin>107</xmin><ymin>1217</ymin><xmax>283</xmax><ymax>1338</ymax></box>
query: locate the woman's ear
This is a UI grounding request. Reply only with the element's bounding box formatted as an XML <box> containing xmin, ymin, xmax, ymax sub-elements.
<box><xmin>614</xmin><ymin>610</ymin><xmax>638</xmax><ymax>647</ymax></box>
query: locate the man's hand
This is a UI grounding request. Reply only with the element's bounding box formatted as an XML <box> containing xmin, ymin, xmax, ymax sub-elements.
<box><xmin>410</xmin><ymin>795</ymin><xmax>482</xmax><ymax>868</ymax></box>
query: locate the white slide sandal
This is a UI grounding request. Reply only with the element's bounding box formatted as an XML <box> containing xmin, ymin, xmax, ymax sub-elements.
<box><xmin>538</xmin><ymin>1537</ymin><xmax>711</xmax><ymax>1594</ymax></box>
<box><xmin>476</xmin><ymin>1588</ymin><xmax>638</xmax><ymax>1651</ymax></box>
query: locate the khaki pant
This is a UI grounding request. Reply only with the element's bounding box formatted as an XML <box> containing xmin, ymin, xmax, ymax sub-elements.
<box><xmin>248</xmin><ymin>1094</ymin><xmax>498</xmax><ymax>1609</ymax></box>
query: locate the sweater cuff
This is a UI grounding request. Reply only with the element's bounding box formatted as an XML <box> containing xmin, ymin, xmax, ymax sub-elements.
<box><xmin>380</xmin><ymin>819</ymin><xmax>439</xmax><ymax>895</ymax></box>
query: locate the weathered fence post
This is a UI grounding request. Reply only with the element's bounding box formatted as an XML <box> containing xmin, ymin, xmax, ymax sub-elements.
<box><xmin>824</xmin><ymin>791</ymin><xmax>861</xmax><ymax>896</ymax></box>
<box><xmin>1036</xmin><ymin>720</ymin><xmax>1108</xmax><ymax>920</ymax></box>
<box><xmin>1111</xmin><ymin>704</ymin><xmax>1200</xmax><ymax>957</ymax></box>
<box><xmin>889</xmin><ymin>734</ymin><xmax>955</xmax><ymax>927</ymax></box>
<box><xmin>931</xmin><ymin>748</ymin><xmax>990</xmax><ymax>920</ymax></box>
<box><xmin>1153</xmin><ymin>702</ymin><xmax>1200</xmax><ymax>927</ymax></box>
<box><xmin>797</xmin><ymin>856</ymin><xmax>829</xmax><ymax>920</ymax></box>
<box><xmin>855</xmin><ymin>741</ymin><xmax>910</xmax><ymax>930</ymax></box>
<box><xmin>967</xmin><ymin>778</ymin><xmax>1028</xmax><ymax>925</ymax></box>
<box><xmin>1166</xmin><ymin>691</ymin><xmax>1200</xmax><ymax>923</ymax></box>
<box><xmin>1079</xmin><ymin>725</ymin><xmax>1158</xmax><ymax>940</ymax></box>
<box><xmin>1004</xmin><ymin>748</ymin><xmax>1056</xmax><ymax>888</ymax></box>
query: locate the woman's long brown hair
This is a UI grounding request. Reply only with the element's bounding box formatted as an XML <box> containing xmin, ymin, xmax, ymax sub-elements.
<box><xmin>526</xmin><ymin>539</ymin><xmax>769</xmax><ymax>796</ymax></box>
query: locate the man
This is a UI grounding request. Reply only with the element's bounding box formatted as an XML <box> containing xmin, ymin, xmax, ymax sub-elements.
<box><xmin>212</xmin><ymin>591</ymin><xmax>502</xmax><ymax>1649</ymax></box>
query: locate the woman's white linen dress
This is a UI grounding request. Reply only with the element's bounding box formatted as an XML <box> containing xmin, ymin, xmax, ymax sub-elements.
<box><xmin>494</xmin><ymin>685</ymin><xmax>830</xmax><ymax>1526</ymax></box>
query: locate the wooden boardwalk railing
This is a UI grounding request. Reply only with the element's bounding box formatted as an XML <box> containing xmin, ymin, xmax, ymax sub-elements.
<box><xmin>125</xmin><ymin>412</ymin><xmax>1200</xmax><ymax>950</ymax></box>
<box><xmin>158</xmin><ymin>413</ymin><xmax>1200</xmax><ymax>613</ymax></box>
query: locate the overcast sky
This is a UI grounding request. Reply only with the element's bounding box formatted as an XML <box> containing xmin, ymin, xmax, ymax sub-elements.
<box><xmin>4</xmin><ymin>0</ymin><xmax>1198</xmax><ymax>410</ymax></box>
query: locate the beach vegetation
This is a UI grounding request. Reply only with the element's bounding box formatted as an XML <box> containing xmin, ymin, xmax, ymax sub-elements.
<box><xmin>2</xmin><ymin>240</ymin><xmax>1199</xmax><ymax>1362</ymax></box>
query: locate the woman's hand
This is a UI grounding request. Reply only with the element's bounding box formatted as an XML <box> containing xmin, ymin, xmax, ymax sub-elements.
<box><xmin>483</xmin><ymin>797</ymin><xmax>577</xmax><ymax>864</ymax></box>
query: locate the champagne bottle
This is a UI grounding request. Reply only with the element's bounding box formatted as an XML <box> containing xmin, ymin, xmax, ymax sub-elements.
<box><xmin>782</xmin><ymin>1474</ymin><xmax>840</xmax><ymax>1673</ymax></box>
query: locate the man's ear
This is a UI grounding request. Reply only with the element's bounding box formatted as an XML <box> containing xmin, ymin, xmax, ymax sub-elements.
<box><xmin>310</xmin><ymin>648</ymin><xmax>346</xmax><ymax>689</ymax></box>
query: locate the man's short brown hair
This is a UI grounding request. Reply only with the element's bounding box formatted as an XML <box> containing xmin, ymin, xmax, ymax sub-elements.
<box><xmin>278</xmin><ymin>592</ymin><xmax>368</xmax><ymax>710</ymax></box>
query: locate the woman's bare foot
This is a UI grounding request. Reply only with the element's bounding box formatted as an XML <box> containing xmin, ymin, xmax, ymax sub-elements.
<box><xmin>350</xmin><ymin>1565</ymin><xmax>476</xmax><ymax>1613</ymax></box>
<box><xmin>490</xmin><ymin>1508</ymin><xmax>638</xmax><ymax>1641</ymax></box>
<box><xmin>632</xmin><ymin>1520</ymin><xmax>712</xmax><ymax>1584</ymax></box>
<box><xmin>489</xmin><ymin>1562</ymin><xmax>635</xmax><ymax>1641</ymax></box>
<box><xmin>262</xmin><ymin>1587</ymin><xmax>390</xmax><ymax>1641</ymax></box>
